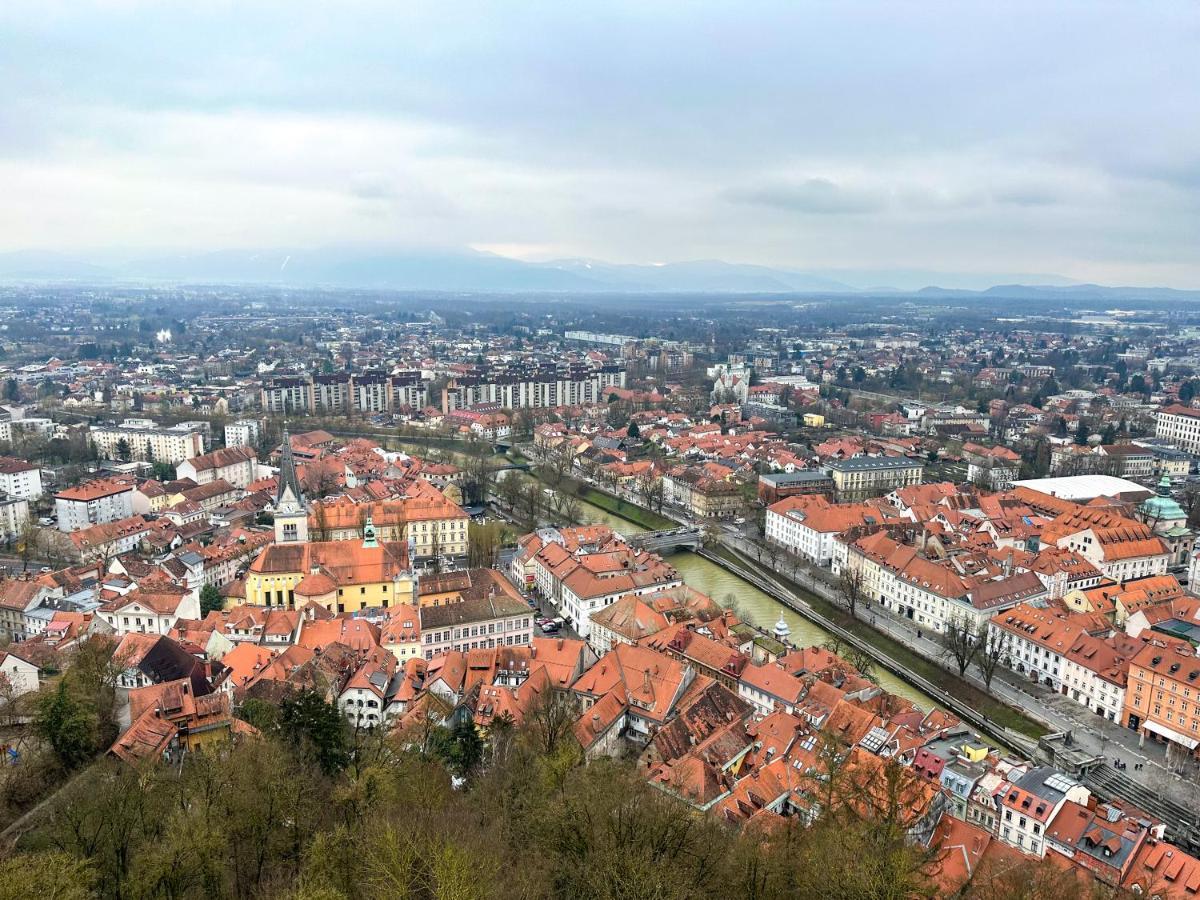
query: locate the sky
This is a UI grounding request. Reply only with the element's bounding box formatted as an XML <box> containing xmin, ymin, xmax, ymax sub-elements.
<box><xmin>1</xmin><ymin>1</ymin><xmax>1198</xmax><ymax>287</ymax></box>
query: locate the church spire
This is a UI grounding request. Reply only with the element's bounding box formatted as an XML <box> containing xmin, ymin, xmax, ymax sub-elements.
<box><xmin>274</xmin><ymin>426</ymin><xmax>309</xmax><ymax>544</ymax></box>
<box><xmin>277</xmin><ymin>426</ymin><xmax>305</xmax><ymax>509</ymax></box>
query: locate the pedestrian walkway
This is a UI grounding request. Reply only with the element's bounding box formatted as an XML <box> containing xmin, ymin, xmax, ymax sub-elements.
<box><xmin>732</xmin><ymin>534</ymin><xmax>1200</xmax><ymax>812</ymax></box>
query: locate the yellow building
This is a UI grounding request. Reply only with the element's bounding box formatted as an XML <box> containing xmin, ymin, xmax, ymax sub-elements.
<box><xmin>308</xmin><ymin>480</ymin><xmax>469</xmax><ymax>560</ymax></box>
<box><xmin>244</xmin><ymin>524</ymin><xmax>417</xmax><ymax>614</ymax></box>
<box><xmin>802</xmin><ymin>413</ymin><xmax>825</xmax><ymax>428</ymax></box>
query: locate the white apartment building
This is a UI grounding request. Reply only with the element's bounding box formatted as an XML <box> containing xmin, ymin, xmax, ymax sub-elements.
<box><xmin>997</xmin><ymin>769</ymin><xmax>1089</xmax><ymax>858</ymax></box>
<box><xmin>54</xmin><ymin>479</ymin><xmax>135</xmax><ymax>532</ymax></box>
<box><xmin>844</xmin><ymin>530</ymin><xmax>1045</xmax><ymax>634</ymax></box>
<box><xmin>354</xmin><ymin>374</ymin><xmax>391</xmax><ymax>413</ymax></box>
<box><xmin>0</xmin><ymin>649</ymin><xmax>39</xmax><ymax>696</ymax></box>
<box><xmin>261</xmin><ymin>377</ymin><xmax>315</xmax><ymax>415</ymax></box>
<box><xmin>441</xmin><ymin>366</ymin><xmax>626</xmax><ymax>413</ymax></box>
<box><xmin>175</xmin><ymin>445</ymin><xmax>259</xmax><ymax>488</ymax></box>
<box><xmin>0</xmin><ymin>457</ymin><xmax>43</xmax><ymax>499</ymax></box>
<box><xmin>312</xmin><ymin>374</ymin><xmax>353</xmax><ymax>414</ymax></box>
<box><xmin>737</xmin><ymin>664</ymin><xmax>806</xmax><ymax>717</ymax></box>
<box><xmin>418</xmin><ymin>595</ymin><xmax>534</xmax><ymax>659</ymax></box>
<box><xmin>0</xmin><ymin>493</ymin><xmax>30</xmax><ymax>539</ymax></box>
<box><xmin>90</xmin><ymin>420</ymin><xmax>205</xmax><ymax>464</ymax></box>
<box><xmin>558</xmin><ymin>569</ymin><xmax>683</xmax><ymax>641</ymax></box>
<box><xmin>1155</xmin><ymin>404</ymin><xmax>1200</xmax><ymax>455</ymax></box>
<box><xmin>1053</xmin><ymin>526</ymin><xmax>1169</xmax><ymax>582</ymax></box>
<box><xmin>389</xmin><ymin>372</ymin><xmax>427</xmax><ymax>410</ymax></box>
<box><xmin>224</xmin><ymin>419</ymin><xmax>262</xmax><ymax>448</ymax></box>
<box><xmin>765</xmin><ymin>496</ymin><xmax>891</xmax><ymax>567</ymax></box>
<box><xmin>827</xmin><ymin>456</ymin><xmax>924</xmax><ymax>501</ymax></box>
<box><xmin>70</xmin><ymin>515</ymin><xmax>154</xmax><ymax>563</ymax></box>
<box><xmin>99</xmin><ymin>588</ymin><xmax>199</xmax><ymax>637</ymax></box>
<box><xmin>337</xmin><ymin>651</ymin><xmax>397</xmax><ymax>729</ymax></box>
<box><xmin>988</xmin><ymin>605</ymin><xmax>1128</xmax><ymax>722</ymax></box>
<box><xmin>526</xmin><ymin>541</ymin><xmax>682</xmax><ymax>640</ymax></box>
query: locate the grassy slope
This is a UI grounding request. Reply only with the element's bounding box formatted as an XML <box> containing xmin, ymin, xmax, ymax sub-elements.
<box><xmin>575</xmin><ymin>484</ymin><xmax>677</xmax><ymax>531</ymax></box>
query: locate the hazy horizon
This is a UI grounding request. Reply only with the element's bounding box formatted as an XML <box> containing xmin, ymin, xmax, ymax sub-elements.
<box><xmin>2</xmin><ymin>2</ymin><xmax>1198</xmax><ymax>288</ymax></box>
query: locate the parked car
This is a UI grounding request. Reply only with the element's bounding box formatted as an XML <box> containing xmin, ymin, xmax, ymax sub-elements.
<box><xmin>540</xmin><ymin>621</ymin><xmax>560</xmax><ymax>634</ymax></box>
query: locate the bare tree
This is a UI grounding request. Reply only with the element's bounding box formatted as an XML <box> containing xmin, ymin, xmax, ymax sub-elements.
<box><xmin>310</xmin><ymin>502</ymin><xmax>332</xmax><ymax>542</ymax></box>
<box><xmin>838</xmin><ymin>566</ymin><xmax>868</xmax><ymax>619</ymax></box>
<box><xmin>460</xmin><ymin>437</ymin><xmax>496</xmax><ymax>505</ymax></box>
<box><xmin>522</xmin><ymin>689</ymin><xmax>579</xmax><ymax>756</ymax></box>
<box><xmin>520</xmin><ymin>480</ymin><xmax>544</xmax><ymax>531</ymax></box>
<box><xmin>497</xmin><ymin>471</ymin><xmax>523</xmax><ymax>513</ymax></box>
<box><xmin>546</xmin><ymin>446</ymin><xmax>572</xmax><ymax>485</ymax></box>
<box><xmin>17</xmin><ymin>514</ymin><xmax>41</xmax><ymax>573</ymax></box>
<box><xmin>467</xmin><ymin>521</ymin><xmax>503</xmax><ymax>569</ymax></box>
<box><xmin>975</xmin><ymin>628</ymin><xmax>1011</xmax><ymax>691</ymax></box>
<box><xmin>940</xmin><ymin>615</ymin><xmax>980</xmax><ymax>676</ymax></box>
<box><xmin>561</xmin><ymin>495</ymin><xmax>582</xmax><ymax>525</ymax></box>
<box><xmin>0</xmin><ymin>672</ymin><xmax>25</xmax><ymax>728</ymax></box>
<box><xmin>636</xmin><ymin>473</ymin><xmax>664</xmax><ymax>514</ymax></box>
<box><xmin>428</xmin><ymin>527</ymin><xmax>443</xmax><ymax>574</ymax></box>
<box><xmin>303</xmin><ymin>462</ymin><xmax>341</xmax><ymax>499</ymax></box>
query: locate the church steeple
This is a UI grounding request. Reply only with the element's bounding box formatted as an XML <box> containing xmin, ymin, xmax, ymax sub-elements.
<box><xmin>276</xmin><ymin>427</ymin><xmax>305</xmax><ymax>510</ymax></box>
<box><xmin>275</xmin><ymin>427</ymin><xmax>309</xmax><ymax>543</ymax></box>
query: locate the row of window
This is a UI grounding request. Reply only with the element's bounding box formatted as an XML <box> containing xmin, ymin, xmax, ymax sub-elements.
<box><xmin>423</xmin><ymin>632</ymin><xmax>529</xmax><ymax>658</ymax></box>
<box><xmin>423</xmin><ymin>618</ymin><xmax>532</xmax><ymax>644</ymax></box>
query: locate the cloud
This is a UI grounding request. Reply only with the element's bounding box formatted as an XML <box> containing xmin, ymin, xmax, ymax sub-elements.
<box><xmin>0</xmin><ymin>1</ymin><xmax>1196</xmax><ymax>285</ymax></box>
<box><xmin>726</xmin><ymin>177</ymin><xmax>885</xmax><ymax>215</ymax></box>
<box><xmin>348</xmin><ymin>173</ymin><xmax>397</xmax><ymax>201</ymax></box>
<box><xmin>991</xmin><ymin>184</ymin><xmax>1062</xmax><ymax>207</ymax></box>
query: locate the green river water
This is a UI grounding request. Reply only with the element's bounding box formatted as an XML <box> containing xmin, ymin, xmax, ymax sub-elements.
<box><xmin>568</xmin><ymin>496</ymin><xmax>935</xmax><ymax>708</ymax></box>
<box><xmin>391</xmin><ymin>439</ymin><xmax>936</xmax><ymax>708</ymax></box>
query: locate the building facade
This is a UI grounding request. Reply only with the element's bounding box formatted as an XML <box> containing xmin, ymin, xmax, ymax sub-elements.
<box><xmin>827</xmin><ymin>457</ymin><xmax>924</xmax><ymax>501</ymax></box>
<box><xmin>90</xmin><ymin>421</ymin><xmax>206</xmax><ymax>464</ymax></box>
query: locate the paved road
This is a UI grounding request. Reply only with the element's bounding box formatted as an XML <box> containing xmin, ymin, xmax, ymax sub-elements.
<box><xmin>724</xmin><ymin>532</ymin><xmax>1200</xmax><ymax>809</ymax></box>
<box><xmin>526</xmin><ymin>459</ymin><xmax>1200</xmax><ymax>834</ymax></box>
<box><xmin>0</xmin><ymin>554</ymin><xmax>55</xmax><ymax>574</ymax></box>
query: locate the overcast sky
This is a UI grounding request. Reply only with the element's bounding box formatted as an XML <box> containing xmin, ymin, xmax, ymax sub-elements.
<box><xmin>2</xmin><ymin>1</ymin><xmax>1198</xmax><ymax>286</ymax></box>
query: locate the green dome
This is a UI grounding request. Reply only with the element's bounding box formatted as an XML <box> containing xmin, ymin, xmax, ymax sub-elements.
<box><xmin>1140</xmin><ymin>475</ymin><xmax>1186</xmax><ymax>522</ymax></box>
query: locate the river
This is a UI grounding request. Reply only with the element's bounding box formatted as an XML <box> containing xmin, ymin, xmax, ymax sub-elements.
<box><xmin>568</xmin><ymin>495</ymin><xmax>936</xmax><ymax>708</ymax></box>
<box><xmin>390</xmin><ymin>440</ymin><xmax>936</xmax><ymax>708</ymax></box>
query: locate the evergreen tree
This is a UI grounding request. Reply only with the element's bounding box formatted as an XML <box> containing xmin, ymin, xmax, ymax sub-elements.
<box><xmin>199</xmin><ymin>583</ymin><xmax>224</xmax><ymax>617</ymax></box>
<box><xmin>278</xmin><ymin>690</ymin><xmax>350</xmax><ymax>775</ymax></box>
<box><xmin>35</xmin><ymin>682</ymin><xmax>97</xmax><ymax>770</ymax></box>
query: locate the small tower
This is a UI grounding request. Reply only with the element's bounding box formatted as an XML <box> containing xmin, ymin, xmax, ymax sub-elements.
<box><xmin>361</xmin><ymin>515</ymin><xmax>379</xmax><ymax>549</ymax></box>
<box><xmin>274</xmin><ymin>428</ymin><xmax>309</xmax><ymax>544</ymax></box>
<box><xmin>772</xmin><ymin>613</ymin><xmax>791</xmax><ymax>642</ymax></box>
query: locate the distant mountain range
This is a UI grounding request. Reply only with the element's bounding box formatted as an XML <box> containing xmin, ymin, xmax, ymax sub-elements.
<box><xmin>0</xmin><ymin>247</ymin><xmax>1196</xmax><ymax>299</ymax></box>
